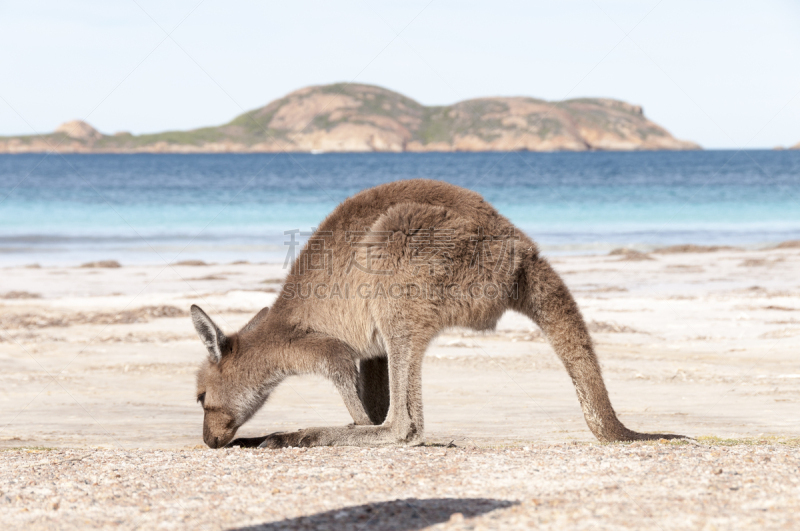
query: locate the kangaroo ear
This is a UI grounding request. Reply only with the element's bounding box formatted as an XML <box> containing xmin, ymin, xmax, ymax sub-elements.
<box><xmin>241</xmin><ymin>306</ymin><xmax>270</xmax><ymax>334</ymax></box>
<box><xmin>190</xmin><ymin>305</ymin><xmax>228</xmax><ymax>363</ymax></box>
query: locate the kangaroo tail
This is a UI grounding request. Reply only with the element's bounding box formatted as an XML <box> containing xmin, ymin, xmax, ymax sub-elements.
<box><xmin>513</xmin><ymin>251</ymin><xmax>685</xmax><ymax>442</ymax></box>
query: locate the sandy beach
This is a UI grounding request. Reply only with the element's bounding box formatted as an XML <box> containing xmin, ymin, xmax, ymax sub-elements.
<box><xmin>1</xmin><ymin>245</ymin><xmax>799</xmax><ymax>529</ymax></box>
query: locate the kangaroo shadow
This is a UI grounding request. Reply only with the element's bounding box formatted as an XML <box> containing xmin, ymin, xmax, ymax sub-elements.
<box><xmin>230</xmin><ymin>497</ymin><xmax>517</xmax><ymax>531</ymax></box>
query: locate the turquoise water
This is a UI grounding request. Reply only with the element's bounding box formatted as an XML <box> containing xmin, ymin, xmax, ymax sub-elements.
<box><xmin>1</xmin><ymin>151</ymin><xmax>798</xmax><ymax>265</ymax></box>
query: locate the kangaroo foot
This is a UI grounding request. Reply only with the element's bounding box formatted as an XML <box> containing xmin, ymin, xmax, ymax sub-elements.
<box><xmin>257</xmin><ymin>424</ymin><xmax>423</xmax><ymax>448</ymax></box>
<box><xmin>258</xmin><ymin>426</ymin><xmax>362</xmax><ymax>448</ymax></box>
<box><xmin>226</xmin><ymin>436</ymin><xmax>269</xmax><ymax>448</ymax></box>
<box><xmin>258</xmin><ymin>430</ymin><xmax>311</xmax><ymax>449</ymax></box>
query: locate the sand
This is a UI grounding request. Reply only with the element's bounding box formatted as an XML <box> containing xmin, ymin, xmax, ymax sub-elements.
<box><xmin>1</xmin><ymin>246</ymin><xmax>799</xmax><ymax>529</ymax></box>
<box><xmin>2</xmin><ymin>444</ymin><xmax>799</xmax><ymax>530</ymax></box>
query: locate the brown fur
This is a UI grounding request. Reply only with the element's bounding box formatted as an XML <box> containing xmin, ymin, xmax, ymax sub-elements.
<box><xmin>191</xmin><ymin>179</ymin><xmax>684</xmax><ymax>448</ymax></box>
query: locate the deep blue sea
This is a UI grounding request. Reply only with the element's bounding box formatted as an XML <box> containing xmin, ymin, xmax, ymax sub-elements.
<box><xmin>1</xmin><ymin>151</ymin><xmax>798</xmax><ymax>266</ymax></box>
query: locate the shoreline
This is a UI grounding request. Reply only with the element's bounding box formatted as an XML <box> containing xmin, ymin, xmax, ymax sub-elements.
<box><xmin>2</xmin><ymin>239</ymin><xmax>798</xmax><ymax>269</ymax></box>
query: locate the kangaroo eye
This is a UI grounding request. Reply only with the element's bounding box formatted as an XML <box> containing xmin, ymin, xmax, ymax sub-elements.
<box><xmin>197</xmin><ymin>392</ymin><xmax>206</xmax><ymax>405</ymax></box>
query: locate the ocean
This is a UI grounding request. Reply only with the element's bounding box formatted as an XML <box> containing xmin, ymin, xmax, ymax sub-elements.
<box><xmin>1</xmin><ymin>150</ymin><xmax>798</xmax><ymax>266</ymax></box>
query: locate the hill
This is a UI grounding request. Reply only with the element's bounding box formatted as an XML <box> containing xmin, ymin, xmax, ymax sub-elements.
<box><xmin>0</xmin><ymin>83</ymin><xmax>700</xmax><ymax>153</ymax></box>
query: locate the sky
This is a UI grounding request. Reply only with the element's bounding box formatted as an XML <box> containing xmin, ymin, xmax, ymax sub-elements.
<box><xmin>0</xmin><ymin>0</ymin><xmax>798</xmax><ymax>149</ymax></box>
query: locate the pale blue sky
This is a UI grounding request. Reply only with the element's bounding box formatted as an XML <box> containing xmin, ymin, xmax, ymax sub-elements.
<box><xmin>0</xmin><ymin>0</ymin><xmax>798</xmax><ymax>149</ymax></box>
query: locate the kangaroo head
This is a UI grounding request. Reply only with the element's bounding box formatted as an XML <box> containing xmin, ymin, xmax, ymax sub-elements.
<box><xmin>191</xmin><ymin>304</ymin><xmax>272</xmax><ymax>448</ymax></box>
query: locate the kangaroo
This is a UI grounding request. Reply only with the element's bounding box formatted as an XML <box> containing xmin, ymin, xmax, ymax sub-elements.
<box><xmin>191</xmin><ymin>179</ymin><xmax>683</xmax><ymax>448</ymax></box>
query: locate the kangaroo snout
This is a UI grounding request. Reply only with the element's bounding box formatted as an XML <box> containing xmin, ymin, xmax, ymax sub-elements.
<box><xmin>203</xmin><ymin>414</ymin><xmax>237</xmax><ymax>449</ymax></box>
<box><xmin>203</xmin><ymin>425</ymin><xmax>236</xmax><ymax>449</ymax></box>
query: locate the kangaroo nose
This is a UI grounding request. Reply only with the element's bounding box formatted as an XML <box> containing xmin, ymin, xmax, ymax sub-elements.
<box><xmin>204</xmin><ymin>431</ymin><xmax>236</xmax><ymax>448</ymax></box>
<box><xmin>204</xmin><ymin>432</ymin><xmax>222</xmax><ymax>449</ymax></box>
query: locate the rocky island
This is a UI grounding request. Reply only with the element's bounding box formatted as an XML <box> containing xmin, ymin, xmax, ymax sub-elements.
<box><xmin>0</xmin><ymin>83</ymin><xmax>700</xmax><ymax>153</ymax></box>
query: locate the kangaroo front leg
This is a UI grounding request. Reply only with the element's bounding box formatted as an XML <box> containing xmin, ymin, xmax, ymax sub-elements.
<box><xmin>333</xmin><ymin>377</ymin><xmax>373</xmax><ymax>426</ymax></box>
<box><xmin>326</xmin><ymin>358</ymin><xmax>373</xmax><ymax>426</ymax></box>
<box><xmin>259</xmin><ymin>334</ymin><xmax>428</xmax><ymax>448</ymax></box>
